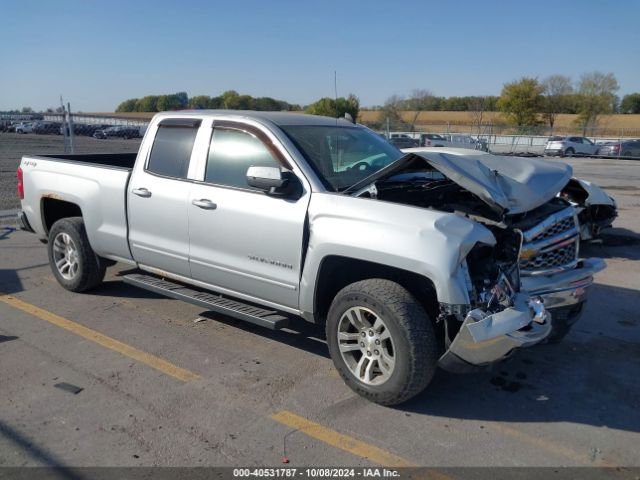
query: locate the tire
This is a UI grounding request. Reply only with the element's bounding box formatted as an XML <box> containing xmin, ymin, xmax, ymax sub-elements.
<box><xmin>564</xmin><ymin>147</ymin><xmax>575</xmax><ymax>157</ymax></box>
<box><xmin>47</xmin><ymin>217</ymin><xmax>106</xmax><ymax>292</ymax></box>
<box><xmin>326</xmin><ymin>279</ymin><xmax>438</xmax><ymax>406</ymax></box>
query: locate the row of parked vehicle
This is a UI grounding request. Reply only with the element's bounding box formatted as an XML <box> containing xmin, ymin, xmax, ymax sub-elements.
<box><xmin>1</xmin><ymin>120</ymin><xmax>142</xmax><ymax>139</ymax></box>
<box><xmin>388</xmin><ymin>133</ymin><xmax>489</xmax><ymax>151</ymax></box>
<box><xmin>386</xmin><ymin>133</ymin><xmax>640</xmax><ymax>158</ymax></box>
<box><xmin>544</xmin><ymin>136</ymin><xmax>640</xmax><ymax>158</ymax></box>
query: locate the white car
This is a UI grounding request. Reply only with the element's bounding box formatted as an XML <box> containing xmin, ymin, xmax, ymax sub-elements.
<box><xmin>15</xmin><ymin>122</ymin><xmax>34</xmax><ymax>134</ymax></box>
<box><xmin>544</xmin><ymin>136</ymin><xmax>599</xmax><ymax>157</ymax></box>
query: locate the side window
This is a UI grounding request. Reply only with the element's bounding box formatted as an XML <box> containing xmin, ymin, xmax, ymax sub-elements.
<box><xmin>583</xmin><ymin>138</ymin><xmax>593</xmax><ymax>145</ymax></box>
<box><xmin>146</xmin><ymin>125</ymin><xmax>198</xmax><ymax>178</ymax></box>
<box><xmin>569</xmin><ymin>137</ymin><xmax>582</xmax><ymax>143</ymax></box>
<box><xmin>205</xmin><ymin>128</ymin><xmax>280</xmax><ymax>189</ymax></box>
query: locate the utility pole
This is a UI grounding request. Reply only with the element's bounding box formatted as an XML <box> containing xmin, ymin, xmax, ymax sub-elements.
<box><xmin>60</xmin><ymin>97</ymin><xmax>75</xmax><ymax>154</ymax></box>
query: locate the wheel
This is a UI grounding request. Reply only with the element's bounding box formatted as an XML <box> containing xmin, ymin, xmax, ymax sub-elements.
<box><xmin>326</xmin><ymin>279</ymin><xmax>438</xmax><ymax>406</ymax></box>
<box><xmin>564</xmin><ymin>147</ymin><xmax>575</xmax><ymax>157</ymax></box>
<box><xmin>47</xmin><ymin>217</ymin><xmax>106</xmax><ymax>292</ymax></box>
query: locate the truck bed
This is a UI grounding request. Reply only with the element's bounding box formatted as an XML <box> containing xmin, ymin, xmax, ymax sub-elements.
<box><xmin>34</xmin><ymin>153</ymin><xmax>137</xmax><ymax>170</ymax></box>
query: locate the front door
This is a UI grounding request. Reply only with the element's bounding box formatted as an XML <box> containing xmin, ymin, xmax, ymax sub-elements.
<box><xmin>188</xmin><ymin>122</ymin><xmax>309</xmax><ymax>309</ymax></box>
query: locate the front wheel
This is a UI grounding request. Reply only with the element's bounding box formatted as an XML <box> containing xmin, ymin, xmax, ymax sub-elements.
<box><xmin>47</xmin><ymin>217</ymin><xmax>106</xmax><ymax>292</ymax></box>
<box><xmin>326</xmin><ymin>279</ymin><xmax>438</xmax><ymax>406</ymax></box>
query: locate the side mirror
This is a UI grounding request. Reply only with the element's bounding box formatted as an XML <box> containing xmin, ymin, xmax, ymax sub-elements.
<box><xmin>246</xmin><ymin>166</ymin><xmax>301</xmax><ymax>197</ymax></box>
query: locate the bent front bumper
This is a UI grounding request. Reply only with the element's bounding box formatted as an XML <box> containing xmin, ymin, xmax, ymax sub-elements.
<box><xmin>522</xmin><ymin>257</ymin><xmax>605</xmax><ymax>339</ymax></box>
<box><xmin>438</xmin><ymin>293</ymin><xmax>552</xmax><ymax>373</ymax></box>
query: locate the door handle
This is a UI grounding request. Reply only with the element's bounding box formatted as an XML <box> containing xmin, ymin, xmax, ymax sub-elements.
<box><xmin>192</xmin><ymin>199</ymin><xmax>217</xmax><ymax>210</ymax></box>
<box><xmin>132</xmin><ymin>188</ymin><xmax>152</xmax><ymax>198</ymax></box>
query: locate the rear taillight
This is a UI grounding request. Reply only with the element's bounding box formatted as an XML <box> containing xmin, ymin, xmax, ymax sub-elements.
<box><xmin>17</xmin><ymin>167</ymin><xmax>24</xmax><ymax>200</ymax></box>
<box><xmin>426</xmin><ymin>140</ymin><xmax>432</xmax><ymax>145</ymax></box>
<box><xmin>612</xmin><ymin>144</ymin><xmax>621</xmax><ymax>152</ymax></box>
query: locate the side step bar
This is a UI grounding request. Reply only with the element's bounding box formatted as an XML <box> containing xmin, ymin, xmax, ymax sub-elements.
<box><xmin>123</xmin><ymin>273</ymin><xmax>290</xmax><ymax>330</ymax></box>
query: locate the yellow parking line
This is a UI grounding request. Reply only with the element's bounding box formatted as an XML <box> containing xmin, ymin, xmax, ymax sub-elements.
<box><xmin>0</xmin><ymin>294</ymin><xmax>201</xmax><ymax>383</ymax></box>
<box><xmin>271</xmin><ymin>410</ymin><xmax>419</xmax><ymax>468</ymax></box>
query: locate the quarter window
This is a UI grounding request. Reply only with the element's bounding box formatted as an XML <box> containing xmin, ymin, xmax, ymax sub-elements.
<box><xmin>147</xmin><ymin>126</ymin><xmax>198</xmax><ymax>178</ymax></box>
<box><xmin>205</xmin><ymin>128</ymin><xmax>280</xmax><ymax>189</ymax></box>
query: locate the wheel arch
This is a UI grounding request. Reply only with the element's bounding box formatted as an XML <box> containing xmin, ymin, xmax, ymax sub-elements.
<box><xmin>41</xmin><ymin>197</ymin><xmax>83</xmax><ymax>235</ymax></box>
<box><xmin>311</xmin><ymin>255</ymin><xmax>439</xmax><ymax>326</ymax></box>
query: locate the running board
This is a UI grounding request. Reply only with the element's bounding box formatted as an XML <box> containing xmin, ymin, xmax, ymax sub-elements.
<box><xmin>122</xmin><ymin>273</ymin><xmax>290</xmax><ymax>330</ymax></box>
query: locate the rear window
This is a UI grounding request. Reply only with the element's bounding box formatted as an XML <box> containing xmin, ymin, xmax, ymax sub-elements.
<box><xmin>146</xmin><ymin>125</ymin><xmax>198</xmax><ymax>179</ymax></box>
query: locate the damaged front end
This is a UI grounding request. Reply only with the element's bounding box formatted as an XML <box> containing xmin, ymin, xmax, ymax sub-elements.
<box><xmin>350</xmin><ymin>150</ymin><xmax>607</xmax><ymax>368</ymax></box>
<box><xmin>437</xmin><ymin>232</ymin><xmax>551</xmax><ymax>372</ymax></box>
<box><xmin>560</xmin><ymin>178</ymin><xmax>617</xmax><ymax>241</ymax></box>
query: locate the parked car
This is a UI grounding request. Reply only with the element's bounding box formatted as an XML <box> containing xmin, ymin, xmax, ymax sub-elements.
<box><xmin>388</xmin><ymin>136</ymin><xmax>419</xmax><ymax>148</ymax></box>
<box><xmin>15</xmin><ymin>122</ymin><xmax>34</xmax><ymax>134</ymax></box>
<box><xmin>93</xmin><ymin>125</ymin><xmax>141</xmax><ymax>139</ymax></box>
<box><xmin>544</xmin><ymin>136</ymin><xmax>599</xmax><ymax>157</ymax></box>
<box><xmin>595</xmin><ymin>139</ymin><xmax>640</xmax><ymax>157</ymax></box>
<box><xmin>18</xmin><ymin>112</ymin><xmax>605</xmax><ymax>405</ymax></box>
<box><xmin>419</xmin><ymin>133</ymin><xmax>488</xmax><ymax>151</ymax></box>
<box><xmin>33</xmin><ymin>121</ymin><xmax>62</xmax><ymax>134</ymax></box>
<box><xmin>419</xmin><ymin>133</ymin><xmax>447</xmax><ymax>147</ymax></box>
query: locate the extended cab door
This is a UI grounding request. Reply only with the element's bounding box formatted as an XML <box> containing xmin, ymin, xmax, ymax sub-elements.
<box><xmin>188</xmin><ymin>121</ymin><xmax>310</xmax><ymax>310</ymax></box>
<box><xmin>127</xmin><ymin>118</ymin><xmax>203</xmax><ymax>277</ymax></box>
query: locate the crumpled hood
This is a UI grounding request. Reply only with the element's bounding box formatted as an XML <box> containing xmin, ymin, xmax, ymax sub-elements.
<box><xmin>351</xmin><ymin>151</ymin><xmax>573</xmax><ymax>215</ymax></box>
<box><xmin>416</xmin><ymin>152</ymin><xmax>573</xmax><ymax>214</ymax></box>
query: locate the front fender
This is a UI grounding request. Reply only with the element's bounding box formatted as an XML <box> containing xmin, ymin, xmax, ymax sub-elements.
<box><xmin>299</xmin><ymin>193</ymin><xmax>496</xmax><ymax>313</ymax></box>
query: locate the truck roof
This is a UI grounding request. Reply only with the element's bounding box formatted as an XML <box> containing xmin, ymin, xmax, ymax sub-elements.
<box><xmin>153</xmin><ymin>110</ymin><xmax>354</xmax><ymax>127</ymax></box>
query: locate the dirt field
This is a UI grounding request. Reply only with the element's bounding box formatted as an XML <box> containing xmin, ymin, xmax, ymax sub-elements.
<box><xmin>358</xmin><ymin>111</ymin><xmax>640</xmax><ymax>134</ymax></box>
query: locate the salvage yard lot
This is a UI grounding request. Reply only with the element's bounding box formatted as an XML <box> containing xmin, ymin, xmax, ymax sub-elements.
<box><xmin>1</xmin><ymin>134</ymin><xmax>639</xmax><ymax>472</ymax></box>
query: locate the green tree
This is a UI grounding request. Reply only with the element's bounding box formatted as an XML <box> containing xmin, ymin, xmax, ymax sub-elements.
<box><xmin>620</xmin><ymin>93</ymin><xmax>640</xmax><ymax>114</ymax></box>
<box><xmin>575</xmin><ymin>72</ymin><xmax>619</xmax><ymax>135</ymax></box>
<box><xmin>541</xmin><ymin>75</ymin><xmax>573</xmax><ymax>130</ymax></box>
<box><xmin>157</xmin><ymin>92</ymin><xmax>189</xmax><ymax>111</ymax></box>
<box><xmin>497</xmin><ymin>77</ymin><xmax>543</xmax><ymax>129</ymax></box>
<box><xmin>135</xmin><ymin>96</ymin><xmax>159</xmax><ymax>112</ymax></box>
<box><xmin>116</xmin><ymin>98</ymin><xmax>138</xmax><ymax>112</ymax></box>
<box><xmin>305</xmin><ymin>94</ymin><xmax>359</xmax><ymax>121</ymax></box>
<box><xmin>189</xmin><ymin>95</ymin><xmax>212</xmax><ymax>109</ymax></box>
<box><xmin>21</xmin><ymin>106</ymin><xmax>34</xmax><ymax>113</ymax></box>
<box><xmin>222</xmin><ymin>90</ymin><xmax>241</xmax><ymax>109</ymax></box>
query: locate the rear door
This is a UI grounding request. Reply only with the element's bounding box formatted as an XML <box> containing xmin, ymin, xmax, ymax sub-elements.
<box><xmin>188</xmin><ymin>120</ymin><xmax>310</xmax><ymax>309</ymax></box>
<box><xmin>127</xmin><ymin>118</ymin><xmax>202</xmax><ymax>277</ymax></box>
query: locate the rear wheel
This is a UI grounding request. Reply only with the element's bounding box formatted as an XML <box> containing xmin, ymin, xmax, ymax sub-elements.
<box><xmin>47</xmin><ymin>217</ymin><xmax>106</xmax><ymax>292</ymax></box>
<box><xmin>326</xmin><ymin>279</ymin><xmax>438</xmax><ymax>406</ymax></box>
<box><xmin>564</xmin><ymin>147</ymin><xmax>575</xmax><ymax>156</ymax></box>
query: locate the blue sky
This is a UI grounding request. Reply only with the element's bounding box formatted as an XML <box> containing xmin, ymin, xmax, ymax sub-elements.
<box><xmin>1</xmin><ymin>0</ymin><xmax>638</xmax><ymax>112</ymax></box>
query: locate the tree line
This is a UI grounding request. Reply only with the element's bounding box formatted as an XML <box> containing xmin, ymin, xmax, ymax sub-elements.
<box><xmin>376</xmin><ymin>72</ymin><xmax>640</xmax><ymax>134</ymax></box>
<box><xmin>115</xmin><ymin>91</ymin><xmax>301</xmax><ymax>113</ymax></box>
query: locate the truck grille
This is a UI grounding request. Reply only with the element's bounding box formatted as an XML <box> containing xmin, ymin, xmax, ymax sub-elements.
<box><xmin>519</xmin><ymin>207</ymin><xmax>579</xmax><ymax>276</ymax></box>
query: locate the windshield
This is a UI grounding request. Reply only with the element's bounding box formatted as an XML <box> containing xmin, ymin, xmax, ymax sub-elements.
<box><xmin>280</xmin><ymin>125</ymin><xmax>402</xmax><ymax>191</ymax></box>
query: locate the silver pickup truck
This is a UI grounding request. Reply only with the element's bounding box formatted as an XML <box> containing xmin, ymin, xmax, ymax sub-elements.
<box><xmin>17</xmin><ymin>111</ymin><xmax>604</xmax><ymax>405</ymax></box>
